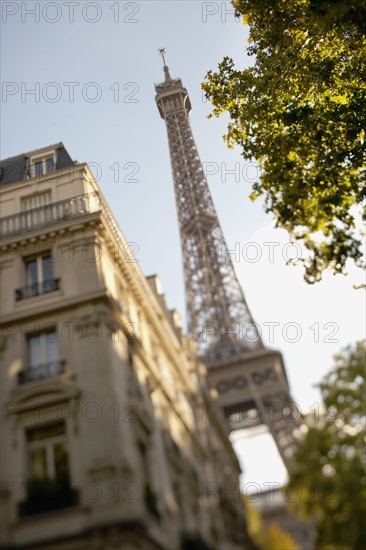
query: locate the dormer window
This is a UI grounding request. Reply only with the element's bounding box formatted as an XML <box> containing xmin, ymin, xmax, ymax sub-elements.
<box><xmin>34</xmin><ymin>161</ymin><xmax>43</xmax><ymax>177</ymax></box>
<box><xmin>28</xmin><ymin>151</ymin><xmax>56</xmax><ymax>179</ymax></box>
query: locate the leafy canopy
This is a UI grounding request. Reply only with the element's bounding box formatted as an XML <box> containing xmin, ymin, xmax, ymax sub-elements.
<box><xmin>245</xmin><ymin>497</ymin><xmax>299</xmax><ymax>549</ymax></box>
<box><xmin>289</xmin><ymin>340</ymin><xmax>366</xmax><ymax>549</ymax></box>
<box><xmin>203</xmin><ymin>0</ymin><xmax>366</xmax><ymax>282</ymax></box>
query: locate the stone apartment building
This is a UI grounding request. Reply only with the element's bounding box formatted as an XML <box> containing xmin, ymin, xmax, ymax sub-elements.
<box><xmin>0</xmin><ymin>143</ymin><xmax>255</xmax><ymax>549</ymax></box>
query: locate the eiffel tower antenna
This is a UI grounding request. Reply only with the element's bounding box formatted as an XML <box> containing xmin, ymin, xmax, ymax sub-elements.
<box><xmin>158</xmin><ymin>47</ymin><xmax>171</xmax><ymax>81</ymax></box>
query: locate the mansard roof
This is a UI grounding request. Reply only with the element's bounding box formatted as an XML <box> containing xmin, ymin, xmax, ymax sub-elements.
<box><xmin>0</xmin><ymin>143</ymin><xmax>74</xmax><ymax>186</ymax></box>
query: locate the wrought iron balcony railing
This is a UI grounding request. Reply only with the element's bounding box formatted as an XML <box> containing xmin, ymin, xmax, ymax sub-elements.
<box><xmin>0</xmin><ymin>192</ymin><xmax>100</xmax><ymax>238</ymax></box>
<box><xmin>17</xmin><ymin>360</ymin><xmax>65</xmax><ymax>384</ymax></box>
<box><xmin>19</xmin><ymin>476</ymin><xmax>78</xmax><ymax>517</ymax></box>
<box><xmin>15</xmin><ymin>278</ymin><xmax>60</xmax><ymax>301</ymax></box>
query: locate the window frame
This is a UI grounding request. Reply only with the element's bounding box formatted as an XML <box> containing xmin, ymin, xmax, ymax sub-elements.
<box><xmin>27</xmin><ymin>150</ymin><xmax>57</xmax><ymax>179</ymax></box>
<box><xmin>24</xmin><ymin>252</ymin><xmax>53</xmax><ymax>288</ymax></box>
<box><xmin>25</xmin><ymin>328</ymin><xmax>61</xmax><ymax>380</ymax></box>
<box><xmin>19</xmin><ymin>419</ymin><xmax>77</xmax><ymax>517</ymax></box>
<box><xmin>15</xmin><ymin>250</ymin><xmax>59</xmax><ymax>302</ymax></box>
<box><xmin>26</xmin><ymin>422</ymin><xmax>69</xmax><ymax>480</ymax></box>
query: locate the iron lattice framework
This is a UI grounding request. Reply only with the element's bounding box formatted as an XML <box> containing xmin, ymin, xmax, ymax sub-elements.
<box><xmin>155</xmin><ymin>55</ymin><xmax>300</xmax><ymax>468</ymax></box>
<box><xmin>155</xmin><ymin>56</ymin><xmax>262</xmax><ymax>361</ymax></box>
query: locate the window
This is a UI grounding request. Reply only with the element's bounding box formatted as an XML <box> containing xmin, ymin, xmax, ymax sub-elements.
<box><xmin>18</xmin><ymin>330</ymin><xmax>63</xmax><ymax>383</ymax></box>
<box><xmin>27</xmin><ymin>422</ymin><xmax>69</xmax><ymax>480</ymax></box>
<box><xmin>26</xmin><ymin>254</ymin><xmax>53</xmax><ymax>288</ymax></box>
<box><xmin>139</xmin><ymin>442</ymin><xmax>149</xmax><ymax>486</ymax></box>
<box><xmin>34</xmin><ymin>161</ymin><xmax>43</xmax><ymax>177</ymax></box>
<box><xmin>16</xmin><ymin>252</ymin><xmax>60</xmax><ymax>301</ymax></box>
<box><xmin>139</xmin><ymin>442</ymin><xmax>160</xmax><ymax>519</ymax></box>
<box><xmin>21</xmin><ymin>191</ymin><xmax>51</xmax><ymax>211</ymax></box>
<box><xmin>19</xmin><ymin>191</ymin><xmax>53</xmax><ymax>237</ymax></box>
<box><xmin>28</xmin><ymin>152</ymin><xmax>56</xmax><ymax>178</ymax></box>
<box><xmin>27</xmin><ymin>330</ymin><xmax>60</xmax><ymax>377</ymax></box>
<box><xmin>19</xmin><ymin>422</ymin><xmax>76</xmax><ymax>516</ymax></box>
<box><xmin>45</xmin><ymin>158</ymin><xmax>55</xmax><ymax>173</ymax></box>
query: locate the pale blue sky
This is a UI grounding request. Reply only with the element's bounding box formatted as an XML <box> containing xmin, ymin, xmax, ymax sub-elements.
<box><xmin>1</xmin><ymin>1</ymin><xmax>365</xmax><ymax>486</ymax></box>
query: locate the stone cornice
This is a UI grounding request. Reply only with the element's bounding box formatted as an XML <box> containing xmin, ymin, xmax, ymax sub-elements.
<box><xmin>0</xmin><ymin>289</ymin><xmax>109</xmax><ymax>326</ymax></box>
<box><xmin>0</xmin><ymin>212</ymin><xmax>101</xmax><ymax>249</ymax></box>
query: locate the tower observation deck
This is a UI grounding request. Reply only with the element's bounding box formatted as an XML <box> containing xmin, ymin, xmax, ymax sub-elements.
<box><xmin>155</xmin><ymin>51</ymin><xmax>300</xmax><ymax>470</ymax></box>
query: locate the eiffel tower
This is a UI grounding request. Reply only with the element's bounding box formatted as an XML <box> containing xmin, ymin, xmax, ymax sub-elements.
<box><xmin>155</xmin><ymin>50</ymin><xmax>300</xmax><ymax>470</ymax></box>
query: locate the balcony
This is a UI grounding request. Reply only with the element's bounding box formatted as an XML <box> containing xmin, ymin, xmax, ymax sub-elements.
<box><xmin>0</xmin><ymin>192</ymin><xmax>101</xmax><ymax>238</ymax></box>
<box><xmin>18</xmin><ymin>360</ymin><xmax>65</xmax><ymax>384</ymax></box>
<box><xmin>15</xmin><ymin>278</ymin><xmax>60</xmax><ymax>301</ymax></box>
<box><xmin>181</xmin><ymin>533</ymin><xmax>211</xmax><ymax>550</ymax></box>
<box><xmin>0</xmin><ymin>192</ymin><xmax>137</xmax><ymax>290</ymax></box>
<box><xmin>19</xmin><ymin>476</ymin><xmax>78</xmax><ymax>518</ymax></box>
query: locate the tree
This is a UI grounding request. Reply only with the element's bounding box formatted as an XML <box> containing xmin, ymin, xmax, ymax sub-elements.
<box><xmin>245</xmin><ymin>497</ymin><xmax>299</xmax><ymax>549</ymax></box>
<box><xmin>288</xmin><ymin>340</ymin><xmax>366</xmax><ymax>549</ymax></box>
<box><xmin>202</xmin><ymin>0</ymin><xmax>366</xmax><ymax>283</ymax></box>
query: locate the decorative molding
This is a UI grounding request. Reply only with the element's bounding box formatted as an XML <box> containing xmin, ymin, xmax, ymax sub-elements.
<box><xmin>10</xmin><ymin>380</ymin><xmax>80</xmax><ymax>410</ymax></box>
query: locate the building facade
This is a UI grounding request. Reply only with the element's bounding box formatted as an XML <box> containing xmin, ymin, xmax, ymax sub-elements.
<box><xmin>0</xmin><ymin>144</ymin><xmax>256</xmax><ymax>549</ymax></box>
